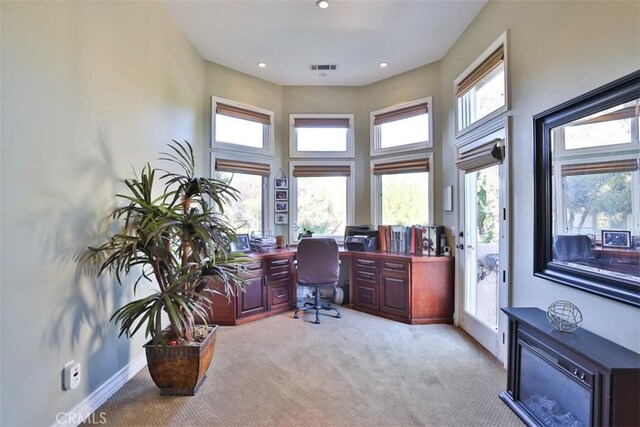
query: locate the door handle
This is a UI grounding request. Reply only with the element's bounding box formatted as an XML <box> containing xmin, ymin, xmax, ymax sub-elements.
<box><xmin>456</xmin><ymin>244</ymin><xmax>464</xmax><ymax>250</ymax></box>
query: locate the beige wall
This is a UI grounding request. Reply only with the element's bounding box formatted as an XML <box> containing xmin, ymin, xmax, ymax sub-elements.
<box><xmin>1</xmin><ymin>1</ymin><xmax>639</xmax><ymax>425</ymax></box>
<box><xmin>439</xmin><ymin>0</ymin><xmax>640</xmax><ymax>352</ymax></box>
<box><xmin>1</xmin><ymin>1</ymin><xmax>204</xmax><ymax>425</ymax></box>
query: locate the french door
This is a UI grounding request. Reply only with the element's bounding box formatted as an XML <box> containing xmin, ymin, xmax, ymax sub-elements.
<box><xmin>457</xmin><ymin>122</ymin><xmax>509</xmax><ymax>364</ymax></box>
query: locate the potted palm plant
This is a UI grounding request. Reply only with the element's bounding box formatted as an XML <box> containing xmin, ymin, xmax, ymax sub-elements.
<box><xmin>89</xmin><ymin>140</ymin><xmax>246</xmax><ymax>396</ymax></box>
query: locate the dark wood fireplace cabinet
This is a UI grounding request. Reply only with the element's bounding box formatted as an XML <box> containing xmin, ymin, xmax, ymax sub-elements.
<box><xmin>500</xmin><ymin>307</ymin><xmax>640</xmax><ymax>427</ymax></box>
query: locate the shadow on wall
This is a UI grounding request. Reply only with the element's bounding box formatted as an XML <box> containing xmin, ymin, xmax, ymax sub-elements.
<box><xmin>41</xmin><ymin>126</ymin><xmax>136</xmax><ymax>391</ymax></box>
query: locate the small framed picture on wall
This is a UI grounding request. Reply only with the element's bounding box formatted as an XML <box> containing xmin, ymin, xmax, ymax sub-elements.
<box><xmin>275</xmin><ymin>201</ymin><xmax>288</xmax><ymax>212</ymax></box>
<box><xmin>275</xmin><ymin>213</ymin><xmax>288</xmax><ymax>224</ymax></box>
<box><xmin>275</xmin><ymin>178</ymin><xmax>288</xmax><ymax>189</ymax></box>
<box><xmin>275</xmin><ymin>190</ymin><xmax>288</xmax><ymax>201</ymax></box>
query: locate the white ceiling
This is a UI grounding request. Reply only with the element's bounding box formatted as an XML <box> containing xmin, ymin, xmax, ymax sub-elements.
<box><xmin>163</xmin><ymin>0</ymin><xmax>487</xmax><ymax>87</ymax></box>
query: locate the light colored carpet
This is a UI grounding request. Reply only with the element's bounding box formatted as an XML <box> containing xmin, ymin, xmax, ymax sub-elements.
<box><xmin>92</xmin><ymin>307</ymin><xmax>523</xmax><ymax>427</ymax></box>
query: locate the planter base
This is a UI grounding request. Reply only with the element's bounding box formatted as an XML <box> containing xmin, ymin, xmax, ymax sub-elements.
<box><xmin>144</xmin><ymin>325</ymin><xmax>218</xmax><ymax>396</ymax></box>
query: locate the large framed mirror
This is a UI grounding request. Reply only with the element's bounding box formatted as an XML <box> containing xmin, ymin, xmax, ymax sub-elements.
<box><xmin>534</xmin><ymin>70</ymin><xmax>640</xmax><ymax>307</ymax></box>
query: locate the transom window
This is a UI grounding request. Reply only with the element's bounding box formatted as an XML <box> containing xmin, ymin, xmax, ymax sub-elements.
<box><xmin>455</xmin><ymin>32</ymin><xmax>508</xmax><ymax>136</ymax></box>
<box><xmin>371</xmin><ymin>97</ymin><xmax>433</xmax><ymax>156</ymax></box>
<box><xmin>212</xmin><ymin>97</ymin><xmax>274</xmax><ymax>156</ymax></box>
<box><xmin>289</xmin><ymin>114</ymin><xmax>354</xmax><ymax>158</ymax></box>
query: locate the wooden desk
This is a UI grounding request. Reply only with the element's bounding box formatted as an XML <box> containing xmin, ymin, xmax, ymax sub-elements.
<box><xmin>591</xmin><ymin>246</ymin><xmax>640</xmax><ymax>276</ymax></box>
<box><xmin>205</xmin><ymin>248</ymin><xmax>454</xmax><ymax>326</ymax></box>
<box><xmin>591</xmin><ymin>246</ymin><xmax>640</xmax><ymax>261</ymax></box>
<box><xmin>347</xmin><ymin>251</ymin><xmax>455</xmax><ymax>324</ymax></box>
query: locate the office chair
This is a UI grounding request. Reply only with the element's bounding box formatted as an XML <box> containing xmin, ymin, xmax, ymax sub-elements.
<box><xmin>554</xmin><ymin>234</ymin><xmax>600</xmax><ymax>268</ymax></box>
<box><xmin>293</xmin><ymin>237</ymin><xmax>342</xmax><ymax>324</ymax></box>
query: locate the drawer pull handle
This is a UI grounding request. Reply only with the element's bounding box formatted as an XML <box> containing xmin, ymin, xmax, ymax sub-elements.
<box><xmin>271</xmin><ymin>260</ymin><xmax>289</xmax><ymax>266</ymax></box>
<box><xmin>357</xmin><ymin>259</ymin><xmax>375</xmax><ymax>266</ymax></box>
<box><xmin>271</xmin><ymin>271</ymin><xmax>288</xmax><ymax>277</ymax></box>
<box><xmin>386</xmin><ymin>278</ymin><xmax>404</xmax><ymax>284</ymax></box>
<box><xmin>276</xmin><ymin>294</ymin><xmax>287</xmax><ymax>299</ymax></box>
<box><xmin>385</xmin><ymin>262</ymin><xmax>405</xmax><ymax>270</ymax></box>
<box><xmin>361</xmin><ymin>294</ymin><xmax>371</xmax><ymax>299</ymax></box>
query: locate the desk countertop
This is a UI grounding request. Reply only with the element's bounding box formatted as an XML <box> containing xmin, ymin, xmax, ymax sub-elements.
<box><xmin>246</xmin><ymin>247</ymin><xmax>454</xmax><ymax>262</ymax></box>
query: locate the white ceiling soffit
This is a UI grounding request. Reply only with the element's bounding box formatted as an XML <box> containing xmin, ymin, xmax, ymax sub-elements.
<box><xmin>163</xmin><ymin>0</ymin><xmax>488</xmax><ymax>87</ymax></box>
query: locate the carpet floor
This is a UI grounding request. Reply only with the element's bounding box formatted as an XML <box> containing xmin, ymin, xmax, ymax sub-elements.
<box><xmin>92</xmin><ymin>307</ymin><xmax>524</xmax><ymax>427</ymax></box>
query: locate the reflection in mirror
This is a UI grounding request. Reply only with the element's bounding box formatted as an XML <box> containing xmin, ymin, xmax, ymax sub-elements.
<box><xmin>534</xmin><ymin>71</ymin><xmax>640</xmax><ymax>307</ymax></box>
<box><xmin>551</xmin><ymin>98</ymin><xmax>639</xmax><ymax>279</ymax></box>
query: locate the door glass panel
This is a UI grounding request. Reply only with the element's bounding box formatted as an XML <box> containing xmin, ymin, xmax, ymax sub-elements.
<box><xmin>464</xmin><ymin>165</ymin><xmax>500</xmax><ymax>330</ymax></box>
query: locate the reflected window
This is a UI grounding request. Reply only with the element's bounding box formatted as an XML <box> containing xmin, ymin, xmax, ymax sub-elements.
<box><xmin>551</xmin><ymin>99</ymin><xmax>639</xmax><ymax>282</ymax></box>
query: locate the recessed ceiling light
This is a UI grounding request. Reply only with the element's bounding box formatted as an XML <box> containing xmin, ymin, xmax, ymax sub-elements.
<box><xmin>379</xmin><ymin>62</ymin><xmax>389</xmax><ymax>68</ymax></box>
<box><xmin>257</xmin><ymin>62</ymin><xmax>267</xmax><ymax>68</ymax></box>
<box><xmin>316</xmin><ymin>0</ymin><xmax>329</xmax><ymax>9</ymax></box>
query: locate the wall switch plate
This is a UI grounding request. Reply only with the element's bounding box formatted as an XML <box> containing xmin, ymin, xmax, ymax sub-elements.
<box><xmin>63</xmin><ymin>360</ymin><xmax>81</xmax><ymax>390</ymax></box>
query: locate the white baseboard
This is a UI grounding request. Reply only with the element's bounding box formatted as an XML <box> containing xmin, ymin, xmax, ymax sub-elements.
<box><xmin>52</xmin><ymin>353</ymin><xmax>147</xmax><ymax>427</ymax></box>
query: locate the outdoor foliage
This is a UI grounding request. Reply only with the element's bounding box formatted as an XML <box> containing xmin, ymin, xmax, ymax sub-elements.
<box><xmin>563</xmin><ymin>172</ymin><xmax>632</xmax><ymax>234</ymax></box>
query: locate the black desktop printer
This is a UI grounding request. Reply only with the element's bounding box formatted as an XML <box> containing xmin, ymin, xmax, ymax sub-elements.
<box><xmin>344</xmin><ymin>225</ymin><xmax>378</xmax><ymax>252</ymax></box>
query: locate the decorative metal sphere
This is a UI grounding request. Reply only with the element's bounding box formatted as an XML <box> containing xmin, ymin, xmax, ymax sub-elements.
<box><xmin>546</xmin><ymin>300</ymin><xmax>583</xmax><ymax>332</ymax></box>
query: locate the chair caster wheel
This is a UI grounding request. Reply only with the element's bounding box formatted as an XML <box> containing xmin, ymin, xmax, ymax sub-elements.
<box><xmin>336</xmin><ymin>314</ymin><xmax>342</xmax><ymax>318</ymax></box>
<box><xmin>314</xmin><ymin>320</ymin><xmax>320</xmax><ymax>324</ymax></box>
<box><xmin>294</xmin><ymin>314</ymin><xmax>298</xmax><ymax>319</ymax></box>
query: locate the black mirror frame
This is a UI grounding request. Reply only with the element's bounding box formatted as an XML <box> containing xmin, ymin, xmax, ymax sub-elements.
<box><xmin>533</xmin><ymin>70</ymin><xmax>640</xmax><ymax>308</ymax></box>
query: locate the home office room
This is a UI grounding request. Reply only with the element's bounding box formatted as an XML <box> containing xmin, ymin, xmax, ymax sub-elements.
<box><xmin>1</xmin><ymin>1</ymin><xmax>639</xmax><ymax>426</ymax></box>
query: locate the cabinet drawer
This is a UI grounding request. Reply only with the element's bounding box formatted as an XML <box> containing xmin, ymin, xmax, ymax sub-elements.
<box><xmin>239</xmin><ymin>261</ymin><xmax>264</xmax><ymax>278</ymax></box>
<box><xmin>381</xmin><ymin>259</ymin><xmax>409</xmax><ymax>274</ymax></box>
<box><xmin>355</xmin><ymin>257</ymin><xmax>377</xmax><ymax>270</ymax></box>
<box><xmin>355</xmin><ymin>269</ymin><xmax>377</xmax><ymax>283</ymax></box>
<box><xmin>267</xmin><ymin>257</ymin><xmax>291</xmax><ymax>271</ymax></box>
<box><xmin>269</xmin><ymin>285</ymin><xmax>290</xmax><ymax>309</ymax></box>
<box><xmin>355</xmin><ymin>283</ymin><xmax>379</xmax><ymax>310</ymax></box>
<box><xmin>268</xmin><ymin>269</ymin><xmax>290</xmax><ymax>284</ymax></box>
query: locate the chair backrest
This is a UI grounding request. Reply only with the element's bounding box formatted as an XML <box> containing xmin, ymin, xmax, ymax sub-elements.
<box><xmin>296</xmin><ymin>237</ymin><xmax>340</xmax><ymax>286</ymax></box>
<box><xmin>554</xmin><ymin>235</ymin><xmax>593</xmax><ymax>261</ymax></box>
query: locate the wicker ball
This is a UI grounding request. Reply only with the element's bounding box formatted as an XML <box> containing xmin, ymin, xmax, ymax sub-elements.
<box><xmin>546</xmin><ymin>300</ymin><xmax>583</xmax><ymax>332</ymax></box>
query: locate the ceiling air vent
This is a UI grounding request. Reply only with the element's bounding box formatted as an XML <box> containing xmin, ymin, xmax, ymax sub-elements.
<box><xmin>310</xmin><ymin>64</ymin><xmax>337</xmax><ymax>71</ymax></box>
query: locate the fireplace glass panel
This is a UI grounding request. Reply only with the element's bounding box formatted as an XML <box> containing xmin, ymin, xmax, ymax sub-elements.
<box><xmin>519</xmin><ymin>345</ymin><xmax>590</xmax><ymax>427</ymax></box>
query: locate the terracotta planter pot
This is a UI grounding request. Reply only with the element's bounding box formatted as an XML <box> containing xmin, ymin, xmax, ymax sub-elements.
<box><xmin>144</xmin><ymin>325</ymin><xmax>218</xmax><ymax>396</ymax></box>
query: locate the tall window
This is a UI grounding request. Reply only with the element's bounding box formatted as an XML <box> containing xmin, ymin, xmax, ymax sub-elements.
<box><xmin>289</xmin><ymin>114</ymin><xmax>354</xmax><ymax>158</ymax></box>
<box><xmin>212</xmin><ymin>97</ymin><xmax>274</xmax><ymax>156</ymax></box>
<box><xmin>371</xmin><ymin>154</ymin><xmax>433</xmax><ymax>226</ymax></box>
<box><xmin>455</xmin><ymin>32</ymin><xmax>508</xmax><ymax>136</ymax></box>
<box><xmin>290</xmin><ymin>161</ymin><xmax>354</xmax><ymax>242</ymax></box>
<box><xmin>212</xmin><ymin>156</ymin><xmax>273</xmax><ymax>235</ymax></box>
<box><xmin>371</xmin><ymin>97</ymin><xmax>432</xmax><ymax>156</ymax></box>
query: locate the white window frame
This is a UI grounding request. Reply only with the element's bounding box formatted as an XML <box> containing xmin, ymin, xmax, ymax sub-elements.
<box><xmin>553</xmin><ymin>152</ymin><xmax>640</xmax><ymax>240</ymax></box>
<box><xmin>211</xmin><ymin>96</ymin><xmax>275</xmax><ymax>156</ymax></box>
<box><xmin>288</xmin><ymin>159</ymin><xmax>355</xmax><ymax>244</ymax></box>
<box><xmin>210</xmin><ymin>152</ymin><xmax>275</xmax><ymax>234</ymax></box>
<box><xmin>370</xmin><ymin>97</ymin><xmax>433</xmax><ymax>157</ymax></box>
<box><xmin>370</xmin><ymin>152</ymin><xmax>434</xmax><ymax>226</ymax></box>
<box><xmin>289</xmin><ymin>113</ymin><xmax>355</xmax><ymax>158</ymax></box>
<box><xmin>454</xmin><ymin>31</ymin><xmax>509</xmax><ymax>138</ymax></box>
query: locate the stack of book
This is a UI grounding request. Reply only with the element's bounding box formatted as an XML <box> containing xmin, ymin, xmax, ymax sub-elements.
<box><xmin>377</xmin><ymin>225</ymin><xmax>429</xmax><ymax>255</ymax></box>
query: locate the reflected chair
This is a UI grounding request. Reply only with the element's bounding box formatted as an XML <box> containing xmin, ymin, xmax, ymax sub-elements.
<box><xmin>554</xmin><ymin>235</ymin><xmax>600</xmax><ymax>268</ymax></box>
<box><xmin>293</xmin><ymin>237</ymin><xmax>342</xmax><ymax>324</ymax></box>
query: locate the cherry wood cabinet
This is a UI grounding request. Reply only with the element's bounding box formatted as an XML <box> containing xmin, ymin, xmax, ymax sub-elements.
<box><xmin>205</xmin><ymin>251</ymin><xmax>295</xmax><ymax>326</ymax></box>
<box><xmin>351</xmin><ymin>252</ymin><xmax>454</xmax><ymax>324</ymax></box>
<box><xmin>204</xmin><ymin>247</ymin><xmax>453</xmax><ymax>326</ymax></box>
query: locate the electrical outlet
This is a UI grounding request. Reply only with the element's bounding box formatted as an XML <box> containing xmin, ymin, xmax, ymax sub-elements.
<box><xmin>63</xmin><ymin>360</ymin><xmax>81</xmax><ymax>390</ymax></box>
